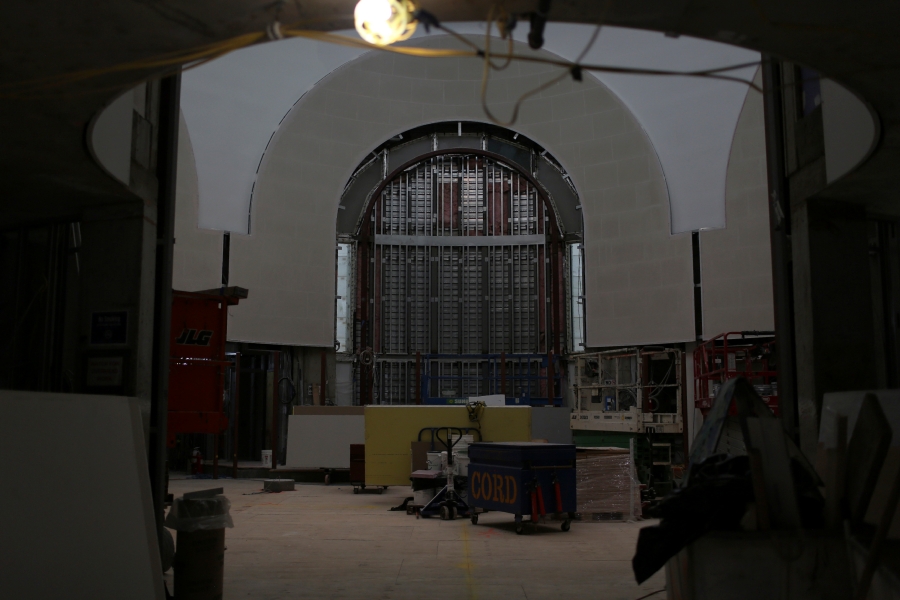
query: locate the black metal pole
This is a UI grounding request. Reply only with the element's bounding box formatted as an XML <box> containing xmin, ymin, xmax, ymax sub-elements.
<box><xmin>148</xmin><ymin>72</ymin><xmax>181</xmax><ymax>555</ymax></box>
<box><xmin>233</xmin><ymin>352</ymin><xmax>241</xmax><ymax>478</ymax></box>
<box><xmin>761</xmin><ymin>57</ymin><xmax>799</xmax><ymax>442</ymax></box>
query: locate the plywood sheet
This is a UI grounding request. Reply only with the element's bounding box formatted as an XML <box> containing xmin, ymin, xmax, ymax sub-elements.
<box><xmin>285</xmin><ymin>414</ymin><xmax>365</xmax><ymax>469</ymax></box>
<box><xmin>0</xmin><ymin>391</ymin><xmax>163</xmax><ymax>599</ymax></box>
<box><xmin>364</xmin><ymin>406</ymin><xmax>531</xmax><ymax>486</ymax></box>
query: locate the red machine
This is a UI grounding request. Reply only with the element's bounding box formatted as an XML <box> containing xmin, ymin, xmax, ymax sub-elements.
<box><xmin>693</xmin><ymin>331</ymin><xmax>778</xmax><ymax>416</ymax></box>
<box><xmin>167</xmin><ymin>288</ymin><xmax>246</xmax><ymax>449</ymax></box>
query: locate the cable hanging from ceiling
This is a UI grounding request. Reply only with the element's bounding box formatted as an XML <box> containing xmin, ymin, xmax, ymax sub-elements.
<box><xmin>0</xmin><ymin>0</ymin><xmax>762</xmax><ymax>107</ymax></box>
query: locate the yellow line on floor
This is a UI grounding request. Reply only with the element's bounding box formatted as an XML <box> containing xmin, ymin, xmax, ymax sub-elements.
<box><xmin>459</xmin><ymin>522</ymin><xmax>477</xmax><ymax>600</ymax></box>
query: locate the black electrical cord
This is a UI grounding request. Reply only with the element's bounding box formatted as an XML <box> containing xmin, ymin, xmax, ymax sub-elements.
<box><xmin>528</xmin><ymin>0</ymin><xmax>552</xmax><ymax>49</ymax></box>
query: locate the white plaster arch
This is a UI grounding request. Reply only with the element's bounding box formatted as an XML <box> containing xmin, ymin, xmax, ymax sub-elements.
<box><xmin>180</xmin><ymin>23</ymin><xmax>761</xmax><ymax>236</ymax></box>
<box><xmin>225</xmin><ymin>35</ymin><xmax>694</xmax><ymax>347</ymax></box>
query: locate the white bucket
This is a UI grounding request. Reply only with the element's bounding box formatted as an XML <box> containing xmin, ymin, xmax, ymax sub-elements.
<box><xmin>426</xmin><ymin>452</ymin><xmax>443</xmax><ymax>471</ymax></box>
<box><xmin>455</xmin><ymin>454</ymin><xmax>470</xmax><ymax>476</ymax></box>
<box><xmin>261</xmin><ymin>450</ymin><xmax>273</xmax><ymax>468</ymax></box>
<box><xmin>414</xmin><ymin>488</ymin><xmax>435</xmax><ymax>505</ymax></box>
<box><xmin>455</xmin><ymin>434</ymin><xmax>474</xmax><ymax>455</ymax></box>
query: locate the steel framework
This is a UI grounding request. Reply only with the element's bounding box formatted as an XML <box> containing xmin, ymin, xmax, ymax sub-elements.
<box><xmin>570</xmin><ymin>348</ymin><xmax>684</xmax><ymax>434</ymax></box>
<box><xmin>353</xmin><ymin>151</ymin><xmax>568</xmax><ymax>405</ymax></box>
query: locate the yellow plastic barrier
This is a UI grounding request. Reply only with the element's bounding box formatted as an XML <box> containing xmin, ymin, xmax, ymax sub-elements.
<box><xmin>364</xmin><ymin>405</ymin><xmax>532</xmax><ymax>486</ymax></box>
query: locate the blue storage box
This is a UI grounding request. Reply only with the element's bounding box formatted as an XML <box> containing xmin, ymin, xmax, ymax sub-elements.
<box><xmin>467</xmin><ymin>442</ymin><xmax>577</xmax><ymax>533</ymax></box>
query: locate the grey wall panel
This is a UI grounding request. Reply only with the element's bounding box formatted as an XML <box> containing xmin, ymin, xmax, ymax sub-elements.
<box><xmin>531</xmin><ymin>407</ymin><xmax>574</xmax><ymax>444</ymax></box>
<box><xmin>0</xmin><ymin>391</ymin><xmax>164</xmax><ymax>600</ymax></box>
<box><xmin>335</xmin><ymin>362</ymin><xmax>354</xmax><ymax>406</ymax></box>
<box><xmin>285</xmin><ymin>414</ymin><xmax>366</xmax><ymax>469</ymax></box>
<box><xmin>700</xmin><ymin>69</ymin><xmax>775</xmax><ymax>338</ymax></box>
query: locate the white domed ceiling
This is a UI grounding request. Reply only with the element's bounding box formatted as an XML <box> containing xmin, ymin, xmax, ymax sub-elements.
<box><xmin>179</xmin><ymin>23</ymin><xmax>761</xmax><ymax>235</ymax></box>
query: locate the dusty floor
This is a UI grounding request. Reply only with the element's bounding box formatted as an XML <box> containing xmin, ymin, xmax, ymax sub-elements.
<box><xmin>166</xmin><ymin>477</ymin><xmax>665</xmax><ymax>600</ymax></box>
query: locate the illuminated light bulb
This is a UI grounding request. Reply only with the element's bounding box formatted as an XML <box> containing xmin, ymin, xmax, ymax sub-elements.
<box><xmin>354</xmin><ymin>0</ymin><xmax>417</xmax><ymax>46</ymax></box>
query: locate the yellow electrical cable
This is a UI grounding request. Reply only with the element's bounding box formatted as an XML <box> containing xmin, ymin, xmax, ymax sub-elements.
<box><xmin>483</xmin><ymin>4</ymin><xmax>515</xmax><ymax>72</ymax></box>
<box><xmin>282</xmin><ymin>29</ymin><xmax>476</xmax><ymax>58</ymax></box>
<box><xmin>477</xmin><ymin>9</ymin><xmax>602</xmax><ymax>127</ymax></box>
<box><xmin>0</xmin><ymin>32</ymin><xmax>266</xmax><ymax>96</ymax></box>
<box><xmin>0</xmin><ymin>12</ymin><xmax>764</xmax><ymax>103</ymax></box>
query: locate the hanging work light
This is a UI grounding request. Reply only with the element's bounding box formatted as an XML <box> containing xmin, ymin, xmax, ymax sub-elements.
<box><xmin>354</xmin><ymin>0</ymin><xmax>418</xmax><ymax>45</ymax></box>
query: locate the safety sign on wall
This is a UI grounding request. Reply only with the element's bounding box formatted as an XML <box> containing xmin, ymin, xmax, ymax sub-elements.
<box><xmin>90</xmin><ymin>311</ymin><xmax>128</xmax><ymax>345</ymax></box>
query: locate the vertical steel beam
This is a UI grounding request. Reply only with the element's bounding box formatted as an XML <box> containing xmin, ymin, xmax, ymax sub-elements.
<box><xmin>547</xmin><ymin>236</ymin><xmax>557</xmax><ymax>401</ymax></box>
<box><xmin>679</xmin><ymin>351</ymin><xmax>690</xmax><ymax>458</ymax></box>
<box><xmin>547</xmin><ymin>351</ymin><xmax>554</xmax><ymax>403</ymax></box>
<box><xmin>232</xmin><ymin>352</ymin><xmax>241</xmax><ymax>479</ymax></box>
<box><xmin>320</xmin><ymin>350</ymin><xmax>328</xmax><ymax>406</ymax></box>
<box><xmin>272</xmin><ymin>350</ymin><xmax>280</xmax><ymax>470</ymax></box>
<box><xmin>431</xmin><ymin>246</ymin><xmax>439</xmax><ymax>353</ymax></box>
<box><xmin>762</xmin><ymin>56</ymin><xmax>799</xmax><ymax>442</ymax></box>
<box><xmin>501</xmin><ymin>352</ymin><xmax>507</xmax><ymax>398</ymax></box>
<box><xmin>551</xmin><ymin>239</ymin><xmax>562</xmax><ymax>357</ymax></box>
<box><xmin>457</xmin><ymin>248</ymin><xmax>463</xmax><ymax>354</ymax></box>
<box><xmin>482</xmin><ymin>246</ymin><xmax>490</xmax><ymax>354</ymax></box>
<box><xmin>877</xmin><ymin>221</ymin><xmax>900</xmax><ymax>386</ymax></box>
<box><xmin>405</xmin><ymin>245</ymin><xmax>411</xmax><ymax>354</ymax></box>
<box><xmin>214</xmin><ymin>292</ymin><xmax>228</xmax><ymax>480</ymax></box>
<box><xmin>213</xmin><ymin>432</ymin><xmax>219</xmax><ymax>480</ymax></box>
<box><xmin>148</xmin><ymin>72</ymin><xmax>181</xmax><ymax>556</ymax></box>
<box><xmin>416</xmin><ymin>351</ymin><xmax>422</xmax><ymax>404</ymax></box>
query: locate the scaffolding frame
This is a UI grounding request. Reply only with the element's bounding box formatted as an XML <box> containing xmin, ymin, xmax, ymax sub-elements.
<box><xmin>570</xmin><ymin>347</ymin><xmax>683</xmax><ymax>434</ymax></box>
<box><xmin>693</xmin><ymin>331</ymin><xmax>778</xmax><ymax>416</ymax></box>
<box><xmin>353</xmin><ymin>152</ymin><xmax>568</xmax><ymax>405</ymax></box>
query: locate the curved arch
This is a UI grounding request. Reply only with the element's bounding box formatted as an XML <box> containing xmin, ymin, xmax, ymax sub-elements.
<box><xmin>333</xmin><ymin>122</ymin><xmax>585</xmax><ymax>238</ymax></box>
<box><xmin>356</xmin><ymin>148</ymin><xmax>565</xmax><ymax>242</ymax></box>
<box><xmin>224</xmin><ymin>33</ymin><xmax>687</xmax><ymax>348</ymax></box>
<box><xmin>246</xmin><ymin>33</ymin><xmax>654</xmax><ymax>240</ymax></box>
<box><xmin>339</xmin><ymin>122</ymin><xmax>584</xmax><ymax>239</ymax></box>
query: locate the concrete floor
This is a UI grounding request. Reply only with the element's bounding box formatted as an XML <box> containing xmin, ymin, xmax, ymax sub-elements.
<box><xmin>166</xmin><ymin>478</ymin><xmax>666</xmax><ymax>600</ymax></box>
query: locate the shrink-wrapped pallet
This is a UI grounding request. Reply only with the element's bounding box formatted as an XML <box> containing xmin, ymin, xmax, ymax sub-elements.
<box><xmin>576</xmin><ymin>449</ymin><xmax>639</xmax><ymax>521</ymax></box>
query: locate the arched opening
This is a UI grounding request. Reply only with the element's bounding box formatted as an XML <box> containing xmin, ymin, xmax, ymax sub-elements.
<box><xmin>335</xmin><ymin>122</ymin><xmax>583</xmax><ymax>405</ymax></box>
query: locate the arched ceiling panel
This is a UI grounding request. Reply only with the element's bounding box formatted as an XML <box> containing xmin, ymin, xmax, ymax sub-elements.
<box><xmin>180</xmin><ymin>36</ymin><xmax>366</xmax><ymax>232</ymax></box>
<box><xmin>223</xmin><ymin>35</ymin><xmax>694</xmax><ymax>348</ymax></box>
<box><xmin>180</xmin><ymin>24</ymin><xmax>759</xmax><ymax>235</ymax></box>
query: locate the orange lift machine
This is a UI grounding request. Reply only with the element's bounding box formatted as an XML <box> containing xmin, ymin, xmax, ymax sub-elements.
<box><xmin>167</xmin><ymin>287</ymin><xmax>247</xmax><ymax>474</ymax></box>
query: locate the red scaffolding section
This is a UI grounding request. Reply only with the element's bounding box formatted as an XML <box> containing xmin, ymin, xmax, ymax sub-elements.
<box><xmin>693</xmin><ymin>331</ymin><xmax>778</xmax><ymax>416</ymax></box>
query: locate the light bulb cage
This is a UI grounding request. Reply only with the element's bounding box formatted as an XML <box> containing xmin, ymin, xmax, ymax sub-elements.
<box><xmin>354</xmin><ymin>0</ymin><xmax>418</xmax><ymax>46</ymax></box>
